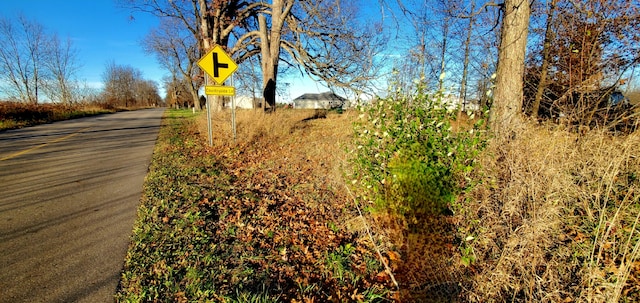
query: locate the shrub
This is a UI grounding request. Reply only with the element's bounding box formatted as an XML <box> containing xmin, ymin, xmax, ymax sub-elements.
<box><xmin>349</xmin><ymin>87</ymin><xmax>486</xmax><ymax>221</ymax></box>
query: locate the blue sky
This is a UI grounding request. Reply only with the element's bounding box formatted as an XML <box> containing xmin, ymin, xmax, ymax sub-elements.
<box><xmin>0</xmin><ymin>0</ymin><xmax>165</xmax><ymax>92</ymax></box>
<box><xmin>0</xmin><ymin>0</ymin><xmax>336</xmax><ymax>101</ymax></box>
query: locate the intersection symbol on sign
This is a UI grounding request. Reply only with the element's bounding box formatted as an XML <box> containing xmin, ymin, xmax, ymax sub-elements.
<box><xmin>197</xmin><ymin>45</ymin><xmax>238</xmax><ymax>85</ymax></box>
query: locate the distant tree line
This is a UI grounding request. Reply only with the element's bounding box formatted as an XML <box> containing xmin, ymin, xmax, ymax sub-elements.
<box><xmin>101</xmin><ymin>61</ymin><xmax>163</xmax><ymax>108</ymax></box>
<box><xmin>0</xmin><ymin>14</ymin><xmax>162</xmax><ymax>108</ymax></box>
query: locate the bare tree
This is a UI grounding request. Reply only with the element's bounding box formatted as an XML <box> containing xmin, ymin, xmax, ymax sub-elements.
<box><xmin>307</xmin><ymin>2</ymin><xmax>385</xmax><ymax>91</ymax></box>
<box><xmin>102</xmin><ymin>62</ymin><xmax>153</xmax><ymax>108</ymax></box>
<box><xmin>490</xmin><ymin>0</ymin><xmax>530</xmax><ymax>135</ymax></box>
<box><xmin>254</xmin><ymin>0</ymin><xmax>294</xmax><ymax>112</ymax></box>
<box><xmin>120</xmin><ymin>0</ymin><xmax>261</xmax><ymax>110</ymax></box>
<box><xmin>0</xmin><ymin>15</ymin><xmax>47</xmax><ymax>104</ymax></box>
<box><xmin>42</xmin><ymin>34</ymin><xmax>81</xmax><ymax>104</ymax></box>
<box><xmin>458</xmin><ymin>0</ymin><xmax>476</xmax><ymax>117</ymax></box>
<box><xmin>393</xmin><ymin>0</ymin><xmax>445</xmax><ymax>90</ymax></box>
<box><xmin>234</xmin><ymin>54</ymin><xmax>262</xmax><ymax>103</ymax></box>
<box><xmin>124</xmin><ymin>0</ymin><xmax>385</xmax><ymax>113</ymax></box>
<box><xmin>242</xmin><ymin>0</ymin><xmax>386</xmax><ymax>111</ymax></box>
<box><xmin>390</xmin><ymin>0</ymin><xmax>504</xmax><ymax>108</ymax></box>
<box><xmin>0</xmin><ymin>15</ymin><xmax>82</xmax><ymax>104</ymax></box>
<box><xmin>526</xmin><ymin>0</ymin><xmax>556</xmax><ymax>119</ymax></box>
<box><xmin>143</xmin><ymin>18</ymin><xmax>200</xmax><ymax>109</ymax></box>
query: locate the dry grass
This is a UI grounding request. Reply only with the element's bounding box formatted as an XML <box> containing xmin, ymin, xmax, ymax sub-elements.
<box><xmin>120</xmin><ymin>109</ymin><xmax>395</xmax><ymax>301</ymax></box>
<box><xmin>0</xmin><ymin>101</ymin><xmax>114</xmax><ymax>130</ymax></box>
<box><xmin>461</xmin><ymin>122</ymin><xmax>640</xmax><ymax>302</ymax></box>
<box><xmin>191</xmin><ymin>109</ymin><xmax>639</xmax><ymax>302</ymax></box>
<box><xmin>198</xmin><ymin>108</ymin><xmax>355</xmax><ymax>188</ymax></box>
<box><xmin>199</xmin><ymin>108</ymin><xmax>470</xmax><ymax>301</ymax></box>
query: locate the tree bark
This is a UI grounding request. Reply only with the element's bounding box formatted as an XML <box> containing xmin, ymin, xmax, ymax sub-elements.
<box><xmin>259</xmin><ymin>0</ymin><xmax>293</xmax><ymax>113</ymax></box>
<box><xmin>490</xmin><ymin>0</ymin><xmax>530</xmax><ymax>136</ymax></box>
<box><xmin>530</xmin><ymin>0</ymin><xmax>556</xmax><ymax>119</ymax></box>
<box><xmin>458</xmin><ymin>0</ymin><xmax>475</xmax><ymax>119</ymax></box>
<box><xmin>438</xmin><ymin>21</ymin><xmax>449</xmax><ymax>92</ymax></box>
<box><xmin>259</xmin><ymin>13</ymin><xmax>276</xmax><ymax>112</ymax></box>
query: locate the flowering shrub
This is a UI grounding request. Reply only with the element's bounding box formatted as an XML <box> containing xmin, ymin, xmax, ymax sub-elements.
<box><xmin>350</xmin><ymin>88</ymin><xmax>486</xmax><ymax>219</ymax></box>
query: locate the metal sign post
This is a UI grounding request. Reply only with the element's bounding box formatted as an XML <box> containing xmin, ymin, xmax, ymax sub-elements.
<box><xmin>231</xmin><ymin>74</ymin><xmax>236</xmax><ymax>143</ymax></box>
<box><xmin>197</xmin><ymin>45</ymin><xmax>238</xmax><ymax>146</ymax></box>
<box><xmin>205</xmin><ymin>74</ymin><xmax>213</xmax><ymax>146</ymax></box>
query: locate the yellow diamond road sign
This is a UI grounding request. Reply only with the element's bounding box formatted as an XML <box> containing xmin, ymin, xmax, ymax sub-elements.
<box><xmin>198</xmin><ymin>45</ymin><xmax>238</xmax><ymax>85</ymax></box>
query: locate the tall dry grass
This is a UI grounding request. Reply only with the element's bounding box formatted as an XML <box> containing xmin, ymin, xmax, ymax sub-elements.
<box><xmin>461</xmin><ymin>122</ymin><xmax>640</xmax><ymax>302</ymax></box>
<box><xmin>0</xmin><ymin>101</ymin><xmax>114</xmax><ymax>130</ymax></box>
<box><xmin>195</xmin><ymin>109</ymin><xmax>639</xmax><ymax>302</ymax></box>
<box><xmin>197</xmin><ymin>108</ymin><xmax>355</xmax><ymax>191</ymax></box>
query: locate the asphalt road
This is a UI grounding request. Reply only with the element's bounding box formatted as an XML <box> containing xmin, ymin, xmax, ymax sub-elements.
<box><xmin>0</xmin><ymin>108</ymin><xmax>165</xmax><ymax>302</ymax></box>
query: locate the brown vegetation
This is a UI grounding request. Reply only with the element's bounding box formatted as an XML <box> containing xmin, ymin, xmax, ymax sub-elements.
<box><xmin>0</xmin><ymin>102</ymin><xmax>115</xmax><ymax>131</ymax></box>
<box><xmin>459</xmin><ymin>123</ymin><xmax>640</xmax><ymax>302</ymax></box>
<box><xmin>193</xmin><ymin>109</ymin><xmax>395</xmax><ymax>300</ymax></box>
<box><xmin>198</xmin><ymin>109</ymin><xmax>639</xmax><ymax>302</ymax></box>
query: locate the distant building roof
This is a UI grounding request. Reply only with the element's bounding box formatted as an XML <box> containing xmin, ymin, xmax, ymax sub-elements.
<box><xmin>293</xmin><ymin>92</ymin><xmax>346</xmax><ymax>102</ymax></box>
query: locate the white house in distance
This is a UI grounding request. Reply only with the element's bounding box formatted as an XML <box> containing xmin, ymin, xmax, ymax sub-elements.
<box><xmin>437</xmin><ymin>93</ymin><xmax>480</xmax><ymax>112</ymax></box>
<box><xmin>292</xmin><ymin>92</ymin><xmax>346</xmax><ymax>109</ymax></box>
<box><xmin>233</xmin><ymin>96</ymin><xmax>262</xmax><ymax>109</ymax></box>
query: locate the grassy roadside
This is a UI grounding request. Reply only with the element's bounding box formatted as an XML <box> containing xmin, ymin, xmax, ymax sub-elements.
<box><xmin>0</xmin><ymin>102</ymin><xmax>117</xmax><ymax>131</ymax></box>
<box><xmin>118</xmin><ymin>105</ymin><xmax>639</xmax><ymax>302</ymax></box>
<box><xmin>116</xmin><ymin>109</ymin><xmax>393</xmax><ymax>302</ymax></box>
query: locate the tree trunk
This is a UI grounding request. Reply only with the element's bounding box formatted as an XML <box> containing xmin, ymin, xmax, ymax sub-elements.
<box><xmin>438</xmin><ymin>21</ymin><xmax>449</xmax><ymax>92</ymax></box>
<box><xmin>259</xmin><ymin>0</ymin><xmax>294</xmax><ymax>113</ymax></box>
<box><xmin>490</xmin><ymin>0</ymin><xmax>530</xmax><ymax>136</ymax></box>
<box><xmin>531</xmin><ymin>0</ymin><xmax>556</xmax><ymax>119</ymax></box>
<box><xmin>259</xmin><ymin>13</ymin><xmax>277</xmax><ymax>112</ymax></box>
<box><xmin>458</xmin><ymin>0</ymin><xmax>475</xmax><ymax>119</ymax></box>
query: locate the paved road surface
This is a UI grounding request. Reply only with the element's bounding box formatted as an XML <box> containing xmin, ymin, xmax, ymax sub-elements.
<box><xmin>0</xmin><ymin>109</ymin><xmax>165</xmax><ymax>302</ymax></box>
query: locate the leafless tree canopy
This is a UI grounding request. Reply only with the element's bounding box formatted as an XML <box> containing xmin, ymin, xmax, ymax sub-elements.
<box><xmin>101</xmin><ymin>61</ymin><xmax>162</xmax><ymax>108</ymax></box>
<box><xmin>524</xmin><ymin>0</ymin><xmax>640</xmax><ymax>127</ymax></box>
<box><xmin>0</xmin><ymin>15</ymin><xmax>88</xmax><ymax>104</ymax></box>
<box><xmin>121</xmin><ymin>0</ymin><xmax>386</xmax><ymax>111</ymax></box>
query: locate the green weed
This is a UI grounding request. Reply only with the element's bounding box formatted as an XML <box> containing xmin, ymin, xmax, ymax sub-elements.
<box><xmin>350</xmin><ymin>87</ymin><xmax>486</xmax><ymax>219</ymax></box>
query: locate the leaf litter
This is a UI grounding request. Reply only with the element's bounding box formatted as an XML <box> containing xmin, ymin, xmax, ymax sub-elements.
<box><xmin>117</xmin><ymin>109</ymin><xmax>394</xmax><ymax>302</ymax></box>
